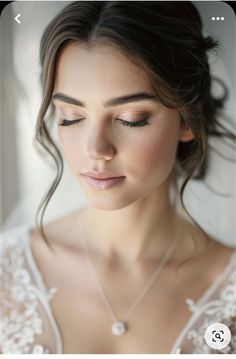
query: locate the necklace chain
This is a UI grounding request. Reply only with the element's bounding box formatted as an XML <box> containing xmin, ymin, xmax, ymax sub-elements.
<box><xmin>81</xmin><ymin>222</ymin><xmax>180</xmax><ymax>335</ymax></box>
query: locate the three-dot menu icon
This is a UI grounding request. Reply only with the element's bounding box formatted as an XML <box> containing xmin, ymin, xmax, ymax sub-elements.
<box><xmin>212</xmin><ymin>17</ymin><xmax>224</xmax><ymax>21</ymax></box>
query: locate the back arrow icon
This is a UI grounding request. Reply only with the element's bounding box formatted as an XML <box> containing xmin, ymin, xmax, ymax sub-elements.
<box><xmin>15</xmin><ymin>14</ymin><xmax>21</xmax><ymax>24</ymax></box>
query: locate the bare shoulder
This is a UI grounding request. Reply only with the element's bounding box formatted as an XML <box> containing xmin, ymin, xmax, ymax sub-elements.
<box><xmin>29</xmin><ymin>207</ymin><xmax>87</xmax><ymax>257</ymax></box>
<box><xmin>179</xmin><ymin>217</ymin><xmax>235</xmax><ymax>270</ymax></box>
<box><xmin>179</xmin><ymin>218</ymin><xmax>235</xmax><ymax>284</ymax></box>
<box><xmin>28</xmin><ymin>208</ymin><xmax>88</xmax><ymax>289</ymax></box>
<box><xmin>197</xmin><ymin>236</ymin><xmax>235</xmax><ymax>280</ymax></box>
<box><xmin>206</xmin><ymin>236</ymin><xmax>235</xmax><ymax>259</ymax></box>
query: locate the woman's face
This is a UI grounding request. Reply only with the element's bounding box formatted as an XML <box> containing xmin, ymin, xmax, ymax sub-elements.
<box><xmin>53</xmin><ymin>43</ymin><xmax>190</xmax><ymax>210</ymax></box>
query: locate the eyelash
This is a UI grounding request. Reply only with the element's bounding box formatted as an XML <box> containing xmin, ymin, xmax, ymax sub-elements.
<box><xmin>58</xmin><ymin>118</ymin><xmax>149</xmax><ymax>128</ymax></box>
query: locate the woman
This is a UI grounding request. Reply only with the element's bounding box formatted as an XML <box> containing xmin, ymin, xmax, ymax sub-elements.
<box><xmin>0</xmin><ymin>1</ymin><xmax>235</xmax><ymax>354</ymax></box>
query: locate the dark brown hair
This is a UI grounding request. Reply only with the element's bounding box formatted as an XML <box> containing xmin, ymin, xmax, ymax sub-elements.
<box><xmin>34</xmin><ymin>1</ymin><xmax>235</xmax><ymax>262</ymax></box>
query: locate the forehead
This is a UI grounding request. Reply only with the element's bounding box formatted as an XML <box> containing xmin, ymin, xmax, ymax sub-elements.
<box><xmin>54</xmin><ymin>43</ymin><xmax>154</xmax><ymax>102</ymax></box>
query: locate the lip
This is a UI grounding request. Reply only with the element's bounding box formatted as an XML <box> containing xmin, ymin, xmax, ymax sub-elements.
<box><xmin>82</xmin><ymin>175</ymin><xmax>125</xmax><ymax>189</ymax></box>
<box><xmin>82</xmin><ymin>171</ymin><xmax>125</xmax><ymax>179</ymax></box>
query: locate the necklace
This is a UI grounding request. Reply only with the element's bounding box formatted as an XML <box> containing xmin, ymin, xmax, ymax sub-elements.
<box><xmin>81</xmin><ymin>223</ymin><xmax>180</xmax><ymax>336</ymax></box>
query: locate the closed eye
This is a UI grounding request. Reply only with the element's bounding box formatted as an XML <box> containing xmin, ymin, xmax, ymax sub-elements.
<box><xmin>58</xmin><ymin>118</ymin><xmax>150</xmax><ymax>128</ymax></box>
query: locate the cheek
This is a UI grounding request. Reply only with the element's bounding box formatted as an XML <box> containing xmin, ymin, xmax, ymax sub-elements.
<box><xmin>129</xmin><ymin>121</ymin><xmax>179</xmax><ymax>177</ymax></box>
<box><xmin>58</xmin><ymin>130</ymin><xmax>80</xmax><ymax>170</ymax></box>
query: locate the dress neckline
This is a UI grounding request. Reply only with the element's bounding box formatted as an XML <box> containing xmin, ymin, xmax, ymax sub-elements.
<box><xmin>22</xmin><ymin>223</ymin><xmax>236</xmax><ymax>354</ymax></box>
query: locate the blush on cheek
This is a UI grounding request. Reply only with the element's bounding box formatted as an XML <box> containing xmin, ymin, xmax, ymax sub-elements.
<box><xmin>134</xmin><ymin>127</ymin><xmax>179</xmax><ymax>181</ymax></box>
<box><xmin>58</xmin><ymin>131</ymin><xmax>79</xmax><ymax>171</ymax></box>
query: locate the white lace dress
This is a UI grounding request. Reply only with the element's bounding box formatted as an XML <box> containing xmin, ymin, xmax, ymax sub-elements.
<box><xmin>0</xmin><ymin>224</ymin><xmax>236</xmax><ymax>354</ymax></box>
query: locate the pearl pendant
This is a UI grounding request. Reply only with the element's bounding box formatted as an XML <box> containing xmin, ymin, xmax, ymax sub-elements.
<box><xmin>111</xmin><ymin>321</ymin><xmax>127</xmax><ymax>336</ymax></box>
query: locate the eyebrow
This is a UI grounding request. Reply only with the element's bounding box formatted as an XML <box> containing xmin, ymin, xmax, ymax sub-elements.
<box><xmin>52</xmin><ymin>91</ymin><xmax>158</xmax><ymax>108</ymax></box>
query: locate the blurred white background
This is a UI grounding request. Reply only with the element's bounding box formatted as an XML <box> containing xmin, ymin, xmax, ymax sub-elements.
<box><xmin>0</xmin><ymin>1</ymin><xmax>235</xmax><ymax>246</ymax></box>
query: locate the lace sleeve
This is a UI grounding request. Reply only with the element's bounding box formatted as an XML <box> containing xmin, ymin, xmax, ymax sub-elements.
<box><xmin>185</xmin><ymin>261</ymin><xmax>236</xmax><ymax>353</ymax></box>
<box><xmin>0</xmin><ymin>228</ymin><xmax>57</xmax><ymax>354</ymax></box>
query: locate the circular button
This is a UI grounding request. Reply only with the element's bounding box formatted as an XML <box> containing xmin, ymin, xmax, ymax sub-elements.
<box><xmin>205</xmin><ymin>323</ymin><xmax>231</xmax><ymax>350</ymax></box>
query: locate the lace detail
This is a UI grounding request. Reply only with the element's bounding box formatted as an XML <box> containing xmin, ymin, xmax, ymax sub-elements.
<box><xmin>186</xmin><ymin>298</ymin><xmax>199</xmax><ymax>313</ymax></box>
<box><xmin>186</xmin><ymin>267</ymin><xmax>236</xmax><ymax>354</ymax></box>
<box><xmin>0</xmin><ymin>231</ymin><xmax>55</xmax><ymax>354</ymax></box>
<box><xmin>1</xmin><ymin>225</ymin><xmax>235</xmax><ymax>354</ymax></box>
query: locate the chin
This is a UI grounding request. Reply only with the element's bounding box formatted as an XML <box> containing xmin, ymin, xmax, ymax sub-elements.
<box><xmin>84</xmin><ymin>192</ymin><xmax>137</xmax><ymax>211</ymax></box>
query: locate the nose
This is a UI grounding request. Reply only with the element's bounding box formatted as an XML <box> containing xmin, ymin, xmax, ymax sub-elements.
<box><xmin>83</xmin><ymin>123</ymin><xmax>115</xmax><ymax>161</ymax></box>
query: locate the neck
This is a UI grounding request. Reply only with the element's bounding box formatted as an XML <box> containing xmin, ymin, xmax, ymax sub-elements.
<box><xmin>79</xmin><ymin>181</ymin><xmax>192</xmax><ymax>267</ymax></box>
